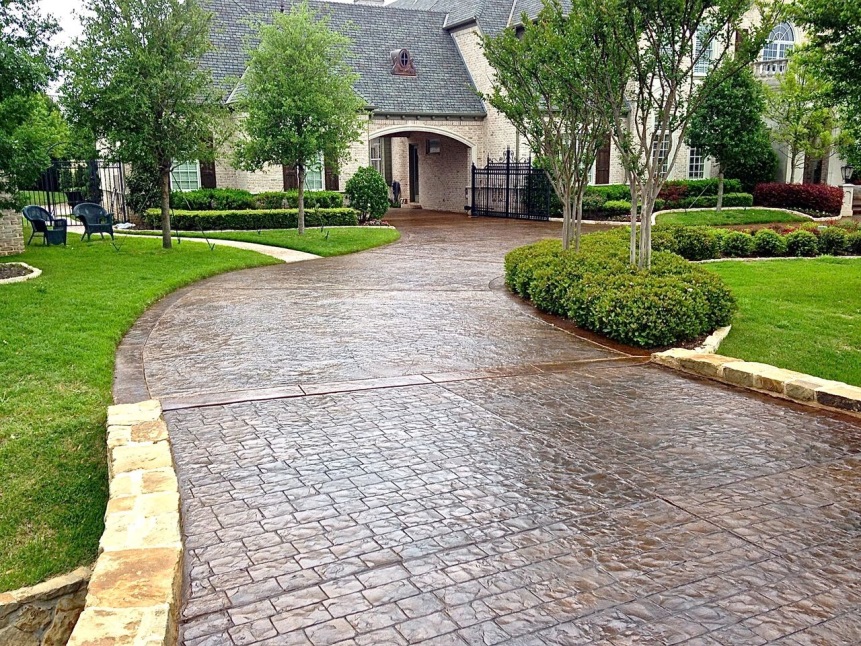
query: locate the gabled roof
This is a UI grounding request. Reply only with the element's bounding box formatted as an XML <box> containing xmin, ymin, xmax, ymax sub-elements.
<box><xmin>202</xmin><ymin>0</ymin><xmax>486</xmax><ymax>117</ymax></box>
<box><xmin>390</xmin><ymin>0</ymin><xmax>571</xmax><ymax>34</ymax></box>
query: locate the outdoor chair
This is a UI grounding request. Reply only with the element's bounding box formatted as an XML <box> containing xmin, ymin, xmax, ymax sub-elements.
<box><xmin>73</xmin><ymin>203</ymin><xmax>115</xmax><ymax>241</ymax></box>
<box><xmin>22</xmin><ymin>205</ymin><xmax>68</xmax><ymax>246</ymax></box>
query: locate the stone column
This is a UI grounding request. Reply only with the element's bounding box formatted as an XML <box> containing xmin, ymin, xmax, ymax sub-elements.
<box><xmin>841</xmin><ymin>184</ymin><xmax>856</xmax><ymax>218</ymax></box>
<box><xmin>0</xmin><ymin>207</ymin><xmax>25</xmax><ymax>257</ymax></box>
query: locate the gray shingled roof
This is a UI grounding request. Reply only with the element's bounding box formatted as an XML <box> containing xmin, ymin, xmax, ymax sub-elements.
<box><xmin>390</xmin><ymin>0</ymin><xmax>571</xmax><ymax>33</ymax></box>
<box><xmin>202</xmin><ymin>0</ymin><xmax>486</xmax><ymax>117</ymax></box>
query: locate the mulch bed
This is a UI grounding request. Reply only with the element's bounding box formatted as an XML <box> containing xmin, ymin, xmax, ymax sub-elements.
<box><xmin>0</xmin><ymin>263</ymin><xmax>32</xmax><ymax>281</ymax></box>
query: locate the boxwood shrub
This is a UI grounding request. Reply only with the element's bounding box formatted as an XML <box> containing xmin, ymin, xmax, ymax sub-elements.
<box><xmin>818</xmin><ymin>227</ymin><xmax>849</xmax><ymax>256</ymax></box>
<box><xmin>254</xmin><ymin>190</ymin><xmax>343</xmax><ymax>210</ymax></box>
<box><xmin>144</xmin><ymin>208</ymin><xmax>358</xmax><ymax>230</ymax></box>
<box><xmin>674</xmin><ymin>192</ymin><xmax>754</xmax><ymax>209</ymax></box>
<box><xmin>505</xmin><ymin>233</ymin><xmax>736</xmax><ymax>348</ymax></box>
<box><xmin>752</xmin><ymin>228</ymin><xmax>787</xmax><ymax>257</ymax></box>
<box><xmin>170</xmin><ymin>188</ymin><xmax>344</xmax><ymax>211</ymax></box>
<box><xmin>652</xmin><ymin>225</ymin><xmax>721</xmax><ymax>261</ymax></box>
<box><xmin>848</xmin><ymin>231</ymin><xmax>861</xmax><ymax>255</ymax></box>
<box><xmin>785</xmin><ymin>230</ymin><xmax>819</xmax><ymax>257</ymax></box>
<box><xmin>721</xmin><ymin>231</ymin><xmax>755</xmax><ymax>257</ymax></box>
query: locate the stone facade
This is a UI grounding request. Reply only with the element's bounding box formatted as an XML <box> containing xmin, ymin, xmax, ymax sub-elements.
<box><xmin>0</xmin><ymin>568</ymin><xmax>90</xmax><ymax>646</ymax></box>
<box><xmin>67</xmin><ymin>400</ymin><xmax>182</xmax><ymax>646</ymax></box>
<box><xmin>0</xmin><ymin>209</ymin><xmax>24</xmax><ymax>257</ymax></box>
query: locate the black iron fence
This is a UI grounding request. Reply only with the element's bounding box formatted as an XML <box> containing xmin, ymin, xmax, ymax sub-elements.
<box><xmin>471</xmin><ymin>148</ymin><xmax>551</xmax><ymax>221</ymax></box>
<box><xmin>25</xmin><ymin>160</ymin><xmax>129</xmax><ymax>222</ymax></box>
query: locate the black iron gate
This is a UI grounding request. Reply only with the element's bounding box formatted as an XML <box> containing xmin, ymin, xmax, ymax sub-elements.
<box><xmin>26</xmin><ymin>160</ymin><xmax>129</xmax><ymax>222</ymax></box>
<box><xmin>471</xmin><ymin>148</ymin><xmax>551</xmax><ymax>221</ymax></box>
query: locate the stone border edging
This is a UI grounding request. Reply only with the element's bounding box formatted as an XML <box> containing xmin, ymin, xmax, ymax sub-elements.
<box><xmin>0</xmin><ymin>567</ymin><xmax>90</xmax><ymax>645</ymax></box>
<box><xmin>553</xmin><ymin>206</ymin><xmax>847</xmax><ymax>228</ymax></box>
<box><xmin>0</xmin><ymin>262</ymin><xmax>42</xmax><ymax>285</ymax></box>
<box><xmin>68</xmin><ymin>399</ymin><xmax>182</xmax><ymax>646</ymax></box>
<box><xmin>653</xmin><ymin>349</ymin><xmax>861</xmax><ymax>417</ymax></box>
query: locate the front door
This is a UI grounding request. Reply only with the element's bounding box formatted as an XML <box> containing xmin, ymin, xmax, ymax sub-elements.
<box><xmin>409</xmin><ymin>144</ymin><xmax>420</xmax><ymax>203</ymax></box>
<box><xmin>595</xmin><ymin>137</ymin><xmax>611</xmax><ymax>185</ymax></box>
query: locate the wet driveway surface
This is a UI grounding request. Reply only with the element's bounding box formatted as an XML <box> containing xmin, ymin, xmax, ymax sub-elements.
<box><xmin>125</xmin><ymin>212</ymin><xmax>861</xmax><ymax>644</ymax></box>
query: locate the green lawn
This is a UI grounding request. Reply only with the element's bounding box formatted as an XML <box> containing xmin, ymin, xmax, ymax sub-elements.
<box><xmin>125</xmin><ymin>227</ymin><xmax>401</xmax><ymax>257</ymax></box>
<box><xmin>18</xmin><ymin>190</ymin><xmax>68</xmax><ymax>206</ymax></box>
<box><xmin>0</xmin><ymin>236</ymin><xmax>280</xmax><ymax>592</ymax></box>
<box><xmin>657</xmin><ymin>208</ymin><xmax>809</xmax><ymax>227</ymax></box>
<box><xmin>705</xmin><ymin>258</ymin><xmax>861</xmax><ymax>386</ymax></box>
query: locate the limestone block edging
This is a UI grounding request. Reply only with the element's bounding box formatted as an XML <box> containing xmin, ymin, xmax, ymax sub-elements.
<box><xmin>67</xmin><ymin>399</ymin><xmax>182</xmax><ymax>646</ymax></box>
<box><xmin>653</xmin><ymin>349</ymin><xmax>861</xmax><ymax>418</ymax></box>
<box><xmin>0</xmin><ymin>567</ymin><xmax>90</xmax><ymax>645</ymax></box>
<box><xmin>0</xmin><ymin>262</ymin><xmax>42</xmax><ymax>285</ymax></box>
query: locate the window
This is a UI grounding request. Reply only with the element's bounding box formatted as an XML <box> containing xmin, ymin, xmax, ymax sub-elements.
<box><xmin>370</xmin><ymin>140</ymin><xmax>383</xmax><ymax>175</ymax></box>
<box><xmin>172</xmin><ymin>161</ymin><xmax>200</xmax><ymax>192</ymax></box>
<box><xmin>763</xmin><ymin>22</ymin><xmax>794</xmax><ymax>61</ymax></box>
<box><xmin>693</xmin><ymin>28</ymin><xmax>713</xmax><ymax>75</ymax></box>
<box><xmin>688</xmin><ymin>147</ymin><xmax>705</xmax><ymax>179</ymax></box>
<box><xmin>391</xmin><ymin>48</ymin><xmax>417</xmax><ymax>76</ymax></box>
<box><xmin>304</xmin><ymin>154</ymin><xmax>324</xmax><ymax>191</ymax></box>
<box><xmin>652</xmin><ymin>134</ymin><xmax>672</xmax><ymax>176</ymax></box>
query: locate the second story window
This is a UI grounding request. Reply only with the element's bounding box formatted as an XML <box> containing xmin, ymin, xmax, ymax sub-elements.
<box><xmin>763</xmin><ymin>22</ymin><xmax>794</xmax><ymax>61</ymax></box>
<box><xmin>693</xmin><ymin>28</ymin><xmax>713</xmax><ymax>75</ymax></box>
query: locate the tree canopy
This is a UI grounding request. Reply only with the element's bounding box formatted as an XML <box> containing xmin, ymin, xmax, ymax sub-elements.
<box><xmin>233</xmin><ymin>1</ymin><xmax>365</xmax><ymax>235</ymax></box>
<box><xmin>62</xmin><ymin>0</ymin><xmax>225</xmax><ymax>248</ymax></box>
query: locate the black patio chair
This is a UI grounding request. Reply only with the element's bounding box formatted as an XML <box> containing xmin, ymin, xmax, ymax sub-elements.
<box><xmin>73</xmin><ymin>202</ymin><xmax>115</xmax><ymax>241</ymax></box>
<box><xmin>21</xmin><ymin>205</ymin><xmax>68</xmax><ymax>246</ymax></box>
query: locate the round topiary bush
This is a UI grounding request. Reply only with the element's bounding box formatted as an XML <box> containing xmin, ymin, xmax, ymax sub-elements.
<box><xmin>721</xmin><ymin>231</ymin><xmax>755</xmax><ymax>258</ymax></box>
<box><xmin>345</xmin><ymin>167</ymin><xmax>390</xmax><ymax>223</ymax></box>
<box><xmin>785</xmin><ymin>230</ymin><xmax>819</xmax><ymax>257</ymax></box>
<box><xmin>651</xmin><ymin>225</ymin><xmax>720</xmax><ymax>261</ymax></box>
<box><xmin>818</xmin><ymin>227</ymin><xmax>849</xmax><ymax>256</ymax></box>
<box><xmin>504</xmin><ymin>232</ymin><xmax>736</xmax><ymax>349</ymax></box>
<box><xmin>752</xmin><ymin>228</ymin><xmax>787</xmax><ymax>257</ymax></box>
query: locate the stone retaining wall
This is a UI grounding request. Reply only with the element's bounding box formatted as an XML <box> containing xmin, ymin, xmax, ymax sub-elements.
<box><xmin>68</xmin><ymin>400</ymin><xmax>182</xmax><ymax>646</ymax></box>
<box><xmin>0</xmin><ymin>210</ymin><xmax>24</xmax><ymax>257</ymax></box>
<box><xmin>0</xmin><ymin>568</ymin><xmax>90</xmax><ymax>645</ymax></box>
<box><xmin>654</xmin><ymin>349</ymin><xmax>861</xmax><ymax>417</ymax></box>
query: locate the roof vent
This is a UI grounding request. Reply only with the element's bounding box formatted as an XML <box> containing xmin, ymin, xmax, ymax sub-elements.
<box><xmin>391</xmin><ymin>49</ymin><xmax>416</xmax><ymax>77</ymax></box>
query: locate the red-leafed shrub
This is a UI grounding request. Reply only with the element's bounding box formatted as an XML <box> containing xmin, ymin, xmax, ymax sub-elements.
<box><xmin>753</xmin><ymin>182</ymin><xmax>844</xmax><ymax>216</ymax></box>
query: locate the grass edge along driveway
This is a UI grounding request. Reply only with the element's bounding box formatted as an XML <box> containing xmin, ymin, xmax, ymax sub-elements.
<box><xmin>656</xmin><ymin>208</ymin><xmax>810</xmax><ymax>227</ymax></box>
<box><xmin>705</xmin><ymin>257</ymin><xmax>861</xmax><ymax>387</ymax></box>
<box><xmin>0</xmin><ymin>236</ymin><xmax>282</xmax><ymax>592</ymax></box>
<box><xmin>124</xmin><ymin>226</ymin><xmax>401</xmax><ymax>257</ymax></box>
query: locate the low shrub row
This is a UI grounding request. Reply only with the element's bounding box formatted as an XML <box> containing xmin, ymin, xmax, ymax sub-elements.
<box><xmin>505</xmin><ymin>232</ymin><xmax>736</xmax><ymax>348</ymax></box>
<box><xmin>652</xmin><ymin>223</ymin><xmax>861</xmax><ymax>260</ymax></box>
<box><xmin>659</xmin><ymin>178</ymin><xmax>745</xmax><ymax>207</ymax></box>
<box><xmin>144</xmin><ymin>208</ymin><xmax>358</xmax><ymax>231</ymax></box>
<box><xmin>753</xmin><ymin>182</ymin><xmax>844</xmax><ymax>216</ymax></box>
<box><xmin>169</xmin><ymin>188</ymin><xmax>344</xmax><ymax>211</ymax></box>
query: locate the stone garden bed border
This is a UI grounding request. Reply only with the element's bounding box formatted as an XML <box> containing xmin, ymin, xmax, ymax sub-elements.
<box><xmin>68</xmin><ymin>399</ymin><xmax>182</xmax><ymax>646</ymax></box>
<box><xmin>0</xmin><ymin>262</ymin><xmax>41</xmax><ymax>285</ymax></box>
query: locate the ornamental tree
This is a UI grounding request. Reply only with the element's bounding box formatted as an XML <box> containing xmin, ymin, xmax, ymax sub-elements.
<box><xmin>765</xmin><ymin>58</ymin><xmax>834</xmax><ymax>184</ymax></box>
<box><xmin>345</xmin><ymin>167</ymin><xmax>389</xmax><ymax>223</ymax></box>
<box><xmin>0</xmin><ymin>1</ymin><xmax>66</xmax><ymax>207</ymax></box>
<box><xmin>483</xmin><ymin>0</ymin><xmax>612</xmax><ymax>251</ymax></box>
<box><xmin>62</xmin><ymin>0</ymin><xmax>225</xmax><ymax>249</ymax></box>
<box><xmin>686</xmin><ymin>65</ymin><xmax>770</xmax><ymax>209</ymax></box>
<box><xmin>233</xmin><ymin>1</ymin><xmax>365</xmax><ymax>235</ymax></box>
<box><xmin>590</xmin><ymin>0</ymin><xmax>780</xmax><ymax>267</ymax></box>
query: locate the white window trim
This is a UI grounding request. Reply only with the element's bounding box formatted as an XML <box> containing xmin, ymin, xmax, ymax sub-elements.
<box><xmin>171</xmin><ymin>161</ymin><xmax>201</xmax><ymax>192</ymax></box>
<box><xmin>304</xmin><ymin>153</ymin><xmax>325</xmax><ymax>192</ymax></box>
<box><xmin>688</xmin><ymin>147</ymin><xmax>706</xmax><ymax>179</ymax></box>
<box><xmin>693</xmin><ymin>29</ymin><xmax>713</xmax><ymax>76</ymax></box>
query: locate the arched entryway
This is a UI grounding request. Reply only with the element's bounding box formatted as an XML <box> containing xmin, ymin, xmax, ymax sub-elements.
<box><xmin>368</xmin><ymin>126</ymin><xmax>477</xmax><ymax>213</ymax></box>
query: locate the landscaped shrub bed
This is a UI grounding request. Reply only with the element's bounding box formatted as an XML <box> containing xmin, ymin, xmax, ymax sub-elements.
<box><xmin>753</xmin><ymin>182</ymin><xmax>844</xmax><ymax>216</ymax></box>
<box><xmin>144</xmin><ymin>207</ymin><xmax>358</xmax><ymax>230</ymax></box>
<box><xmin>170</xmin><ymin>188</ymin><xmax>344</xmax><ymax>211</ymax></box>
<box><xmin>658</xmin><ymin>178</ymin><xmax>745</xmax><ymax>208</ymax></box>
<box><xmin>505</xmin><ymin>232</ymin><xmax>736</xmax><ymax>348</ymax></box>
<box><xmin>651</xmin><ymin>222</ymin><xmax>861</xmax><ymax>260</ymax></box>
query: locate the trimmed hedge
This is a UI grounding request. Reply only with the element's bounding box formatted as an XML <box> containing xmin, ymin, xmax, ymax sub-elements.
<box><xmin>753</xmin><ymin>183</ymin><xmax>844</xmax><ymax>216</ymax></box>
<box><xmin>170</xmin><ymin>188</ymin><xmax>344</xmax><ymax>211</ymax></box>
<box><xmin>505</xmin><ymin>232</ymin><xmax>736</xmax><ymax>348</ymax></box>
<box><xmin>144</xmin><ymin>208</ymin><xmax>358</xmax><ymax>230</ymax></box>
<box><xmin>659</xmin><ymin>178</ymin><xmax>745</xmax><ymax>208</ymax></box>
<box><xmin>673</xmin><ymin>192</ymin><xmax>754</xmax><ymax>210</ymax></box>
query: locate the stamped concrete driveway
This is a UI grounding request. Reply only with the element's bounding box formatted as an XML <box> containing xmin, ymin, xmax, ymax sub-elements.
<box><xmin>118</xmin><ymin>211</ymin><xmax>861</xmax><ymax>645</ymax></box>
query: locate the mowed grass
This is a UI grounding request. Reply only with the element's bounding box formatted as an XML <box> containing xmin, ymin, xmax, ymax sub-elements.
<box><xmin>657</xmin><ymin>208</ymin><xmax>810</xmax><ymax>227</ymax></box>
<box><xmin>0</xmin><ymin>235</ymin><xmax>279</xmax><ymax>591</ymax></box>
<box><xmin>18</xmin><ymin>190</ymin><xmax>68</xmax><ymax>205</ymax></box>
<box><xmin>125</xmin><ymin>227</ymin><xmax>401</xmax><ymax>257</ymax></box>
<box><xmin>705</xmin><ymin>258</ymin><xmax>861</xmax><ymax>386</ymax></box>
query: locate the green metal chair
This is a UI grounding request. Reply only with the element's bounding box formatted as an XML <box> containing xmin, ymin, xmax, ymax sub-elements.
<box><xmin>22</xmin><ymin>205</ymin><xmax>67</xmax><ymax>246</ymax></box>
<box><xmin>73</xmin><ymin>203</ymin><xmax>115</xmax><ymax>241</ymax></box>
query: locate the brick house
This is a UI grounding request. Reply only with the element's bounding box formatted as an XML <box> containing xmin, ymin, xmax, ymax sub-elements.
<box><xmin>191</xmin><ymin>0</ymin><xmax>848</xmax><ymax>213</ymax></box>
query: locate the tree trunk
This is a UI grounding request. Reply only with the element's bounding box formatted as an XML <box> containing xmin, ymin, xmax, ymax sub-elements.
<box><xmin>629</xmin><ymin>176</ymin><xmax>638</xmax><ymax>266</ymax></box>
<box><xmin>297</xmin><ymin>165</ymin><xmax>306</xmax><ymax>235</ymax></box>
<box><xmin>561</xmin><ymin>192</ymin><xmax>571</xmax><ymax>251</ymax></box>
<box><xmin>160</xmin><ymin>168</ymin><xmax>172</xmax><ymax>250</ymax></box>
<box><xmin>716</xmin><ymin>170</ymin><xmax>725</xmax><ymax>212</ymax></box>
<box><xmin>789</xmin><ymin>151</ymin><xmax>798</xmax><ymax>184</ymax></box>
<box><xmin>573</xmin><ymin>190</ymin><xmax>584</xmax><ymax>253</ymax></box>
<box><xmin>639</xmin><ymin>185</ymin><xmax>656</xmax><ymax>269</ymax></box>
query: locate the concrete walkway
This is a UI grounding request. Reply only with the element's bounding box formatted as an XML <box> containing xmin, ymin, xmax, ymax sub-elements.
<box><xmin>114</xmin><ymin>230</ymin><xmax>320</xmax><ymax>263</ymax></box>
<box><xmin>117</xmin><ymin>211</ymin><xmax>861</xmax><ymax>645</ymax></box>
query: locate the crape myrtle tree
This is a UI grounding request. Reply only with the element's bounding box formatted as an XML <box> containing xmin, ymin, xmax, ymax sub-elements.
<box><xmin>234</xmin><ymin>1</ymin><xmax>365</xmax><ymax>235</ymax></box>
<box><xmin>765</xmin><ymin>58</ymin><xmax>835</xmax><ymax>184</ymax></box>
<box><xmin>0</xmin><ymin>1</ymin><xmax>67</xmax><ymax>208</ymax></box>
<box><xmin>589</xmin><ymin>0</ymin><xmax>780</xmax><ymax>267</ymax></box>
<box><xmin>483</xmin><ymin>0</ymin><xmax>610</xmax><ymax>251</ymax></box>
<box><xmin>62</xmin><ymin>0</ymin><xmax>226</xmax><ymax>249</ymax></box>
<box><xmin>685</xmin><ymin>65</ymin><xmax>770</xmax><ymax>209</ymax></box>
<box><xmin>795</xmin><ymin>0</ymin><xmax>861</xmax><ymax>170</ymax></box>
